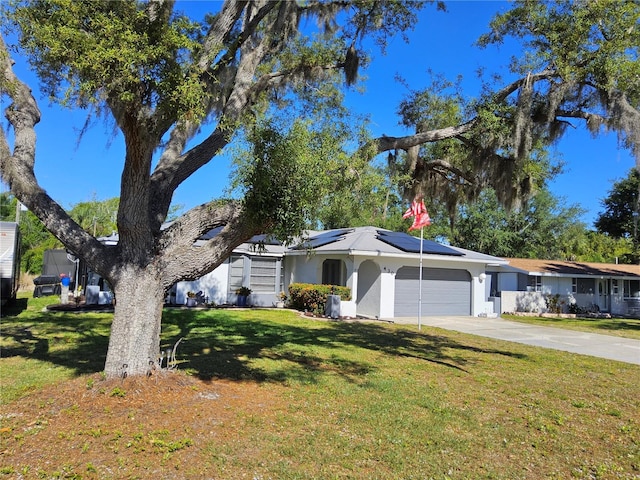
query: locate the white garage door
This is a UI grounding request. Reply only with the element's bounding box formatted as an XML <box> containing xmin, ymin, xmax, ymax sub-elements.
<box><xmin>394</xmin><ymin>267</ymin><xmax>471</xmax><ymax>317</ymax></box>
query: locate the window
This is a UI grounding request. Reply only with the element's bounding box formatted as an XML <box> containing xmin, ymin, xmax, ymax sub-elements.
<box><xmin>322</xmin><ymin>259</ymin><xmax>346</xmax><ymax>286</ymax></box>
<box><xmin>572</xmin><ymin>278</ymin><xmax>577</xmax><ymax>294</ymax></box>
<box><xmin>250</xmin><ymin>258</ymin><xmax>277</xmax><ymax>293</ymax></box>
<box><xmin>228</xmin><ymin>256</ymin><xmax>244</xmax><ymax>293</ymax></box>
<box><xmin>576</xmin><ymin>278</ymin><xmax>594</xmax><ymax>294</ymax></box>
<box><xmin>612</xmin><ymin>279</ymin><xmax>619</xmax><ymax>295</ymax></box>
<box><xmin>624</xmin><ymin>279</ymin><xmax>640</xmax><ymax>299</ymax></box>
<box><xmin>528</xmin><ymin>275</ymin><xmax>542</xmax><ymax>292</ymax></box>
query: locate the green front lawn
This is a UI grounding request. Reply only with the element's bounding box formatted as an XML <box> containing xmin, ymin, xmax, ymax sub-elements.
<box><xmin>1</xmin><ymin>293</ymin><xmax>639</xmax><ymax>479</ymax></box>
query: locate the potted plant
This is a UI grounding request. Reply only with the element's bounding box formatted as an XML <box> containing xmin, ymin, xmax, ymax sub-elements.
<box><xmin>186</xmin><ymin>291</ymin><xmax>197</xmax><ymax>307</ymax></box>
<box><xmin>235</xmin><ymin>286</ymin><xmax>251</xmax><ymax>306</ymax></box>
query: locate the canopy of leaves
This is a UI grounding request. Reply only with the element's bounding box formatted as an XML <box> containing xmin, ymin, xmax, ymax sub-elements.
<box><xmin>9</xmin><ymin>0</ymin><xmax>206</xmax><ymax>121</ymax></box>
<box><xmin>393</xmin><ymin>74</ymin><xmax>563</xmax><ymax>218</ymax></box>
<box><xmin>453</xmin><ymin>188</ymin><xmax>587</xmax><ymax>260</ymax></box>
<box><xmin>479</xmin><ymin>0</ymin><xmax>640</xmax><ymax>161</ymax></box>
<box><xmin>595</xmin><ymin>169</ymin><xmax>640</xmax><ymax>239</ymax></box>
<box><xmin>446</xmin><ymin>186</ymin><xmax>634</xmax><ymax>263</ymax></box>
<box><xmin>594</xmin><ymin>168</ymin><xmax>639</xmax><ymax>263</ymax></box>
<box><xmin>380</xmin><ymin>0</ymin><xmax>639</xmax><ymax>226</ymax></box>
<box><xmin>67</xmin><ymin>196</ymin><xmax>119</xmax><ymax>237</ymax></box>
<box><xmin>0</xmin><ymin>191</ymin><xmax>17</xmax><ymax>221</ymax></box>
<box><xmin>230</xmin><ymin>118</ymin><xmax>331</xmax><ymax>243</ymax></box>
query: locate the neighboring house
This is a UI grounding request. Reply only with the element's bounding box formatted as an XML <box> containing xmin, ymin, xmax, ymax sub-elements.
<box><xmin>491</xmin><ymin>258</ymin><xmax>640</xmax><ymax>316</ymax></box>
<box><xmin>175</xmin><ymin>226</ymin><xmax>508</xmax><ymax>318</ymax></box>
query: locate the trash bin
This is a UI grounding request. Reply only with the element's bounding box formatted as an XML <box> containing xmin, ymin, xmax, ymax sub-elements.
<box><xmin>325</xmin><ymin>294</ymin><xmax>341</xmax><ymax>319</ymax></box>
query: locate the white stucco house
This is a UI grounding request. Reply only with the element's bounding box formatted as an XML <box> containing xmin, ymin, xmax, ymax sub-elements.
<box><xmin>89</xmin><ymin>227</ymin><xmax>639</xmax><ymax>319</ymax></box>
<box><xmin>172</xmin><ymin>226</ymin><xmax>508</xmax><ymax>319</ymax></box>
<box><xmin>489</xmin><ymin>258</ymin><xmax>640</xmax><ymax>316</ymax></box>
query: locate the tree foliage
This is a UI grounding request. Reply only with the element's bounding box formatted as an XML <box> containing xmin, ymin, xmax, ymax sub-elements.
<box><xmin>67</xmin><ymin>196</ymin><xmax>119</xmax><ymax>237</ymax></box>
<box><xmin>374</xmin><ymin>0</ymin><xmax>639</xmax><ymax>219</ymax></box>
<box><xmin>595</xmin><ymin>169</ymin><xmax>640</xmax><ymax>239</ymax></box>
<box><xmin>478</xmin><ymin>0</ymin><xmax>640</xmax><ymax>159</ymax></box>
<box><xmin>594</xmin><ymin>168</ymin><xmax>639</xmax><ymax>263</ymax></box>
<box><xmin>449</xmin><ymin>187</ymin><xmax>634</xmax><ymax>263</ymax></box>
<box><xmin>13</xmin><ymin>0</ymin><xmax>207</xmax><ymax>118</ymax></box>
<box><xmin>0</xmin><ymin>191</ymin><xmax>16</xmax><ymax>221</ymax></box>
<box><xmin>230</xmin><ymin>118</ymin><xmax>329</xmax><ymax>242</ymax></box>
<box><xmin>452</xmin><ymin>188</ymin><xmax>586</xmax><ymax>260</ymax></box>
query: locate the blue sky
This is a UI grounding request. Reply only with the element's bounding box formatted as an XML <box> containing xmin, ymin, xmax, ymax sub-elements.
<box><xmin>2</xmin><ymin>1</ymin><xmax>635</xmax><ymax>227</ymax></box>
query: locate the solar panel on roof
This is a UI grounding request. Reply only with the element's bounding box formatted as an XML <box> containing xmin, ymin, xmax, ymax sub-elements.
<box><xmin>294</xmin><ymin>228</ymin><xmax>353</xmax><ymax>249</ymax></box>
<box><xmin>376</xmin><ymin>230</ymin><xmax>464</xmax><ymax>256</ymax></box>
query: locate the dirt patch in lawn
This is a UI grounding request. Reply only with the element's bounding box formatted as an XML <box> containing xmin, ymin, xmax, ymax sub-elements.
<box><xmin>0</xmin><ymin>372</ymin><xmax>283</xmax><ymax>479</ymax></box>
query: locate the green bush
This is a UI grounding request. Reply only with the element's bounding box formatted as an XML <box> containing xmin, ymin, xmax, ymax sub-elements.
<box><xmin>288</xmin><ymin>283</ymin><xmax>351</xmax><ymax>314</ymax></box>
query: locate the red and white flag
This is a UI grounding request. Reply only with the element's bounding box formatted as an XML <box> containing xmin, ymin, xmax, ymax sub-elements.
<box><xmin>403</xmin><ymin>199</ymin><xmax>431</xmax><ymax>231</ymax></box>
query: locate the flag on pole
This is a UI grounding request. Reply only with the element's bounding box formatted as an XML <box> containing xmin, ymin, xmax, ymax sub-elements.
<box><xmin>403</xmin><ymin>199</ymin><xmax>431</xmax><ymax>231</ymax></box>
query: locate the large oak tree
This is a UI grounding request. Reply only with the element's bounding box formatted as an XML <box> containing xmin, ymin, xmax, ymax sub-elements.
<box><xmin>1</xmin><ymin>0</ymin><xmax>638</xmax><ymax>378</ymax></box>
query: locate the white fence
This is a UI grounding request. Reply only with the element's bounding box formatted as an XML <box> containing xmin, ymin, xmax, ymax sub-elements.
<box><xmin>500</xmin><ymin>291</ymin><xmax>600</xmax><ymax>314</ymax></box>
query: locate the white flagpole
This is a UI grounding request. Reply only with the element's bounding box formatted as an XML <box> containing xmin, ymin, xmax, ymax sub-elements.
<box><xmin>418</xmin><ymin>225</ymin><xmax>423</xmax><ymax>330</ymax></box>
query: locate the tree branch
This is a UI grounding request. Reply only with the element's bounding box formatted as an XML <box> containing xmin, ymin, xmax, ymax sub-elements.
<box><xmin>158</xmin><ymin>199</ymin><xmax>262</xmax><ymax>284</ymax></box>
<box><xmin>148</xmin><ymin>1</ymin><xmax>303</xmax><ymax>225</ymax></box>
<box><xmin>555</xmin><ymin>108</ymin><xmax>606</xmax><ymax>124</ymax></box>
<box><xmin>366</xmin><ymin>70</ymin><xmax>561</xmax><ymax>160</ymax></box>
<box><xmin>369</xmin><ymin>120</ymin><xmax>477</xmax><ymax>155</ymax></box>
<box><xmin>423</xmin><ymin>158</ymin><xmax>476</xmax><ymax>185</ymax></box>
<box><xmin>0</xmin><ymin>37</ymin><xmax>110</xmax><ymax>272</ymax></box>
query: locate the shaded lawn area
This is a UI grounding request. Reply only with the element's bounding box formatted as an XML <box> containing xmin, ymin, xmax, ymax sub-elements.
<box><xmin>1</xmin><ymin>293</ymin><xmax>639</xmax><ymax>479</ymax></box>
<box><xmin>501</xmin><ymin>313</ymin><xmax>640</xmax><ymax>340</ymax></box>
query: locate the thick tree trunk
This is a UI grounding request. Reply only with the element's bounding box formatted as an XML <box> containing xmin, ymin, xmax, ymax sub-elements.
<box><xmin>104</xmin><ymin>265</ymin><xmax>165</xmax><ymax>379</ymax></box>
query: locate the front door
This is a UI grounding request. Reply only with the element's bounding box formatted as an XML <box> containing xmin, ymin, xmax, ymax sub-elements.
<box><xmin>597</xmin><ymin>279</ymin><xmax>609</xmax><ymax>312</ymax></box>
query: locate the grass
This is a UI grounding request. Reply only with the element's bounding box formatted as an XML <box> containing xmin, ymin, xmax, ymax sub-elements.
<box><xmin>501</xmin><ymin>313</ymin><xmax>640</xmax><ymax>340</ymax></box>
<box><xmin>1</xmin><ymin>292</ymin><xmax>639</xmax><ymax>479</ymax></box>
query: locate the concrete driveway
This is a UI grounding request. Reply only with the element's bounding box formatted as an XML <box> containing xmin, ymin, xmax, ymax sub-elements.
<box><xmin>392</xmin><ymin>315</ymin><xmax>640</xmax><ymax>366</ymax></box>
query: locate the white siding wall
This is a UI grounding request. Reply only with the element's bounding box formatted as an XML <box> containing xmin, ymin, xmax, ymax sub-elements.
<box><xmin>176</xmin><ymin>261</ymin><xmax>229</xmax><ymax>305</ymax></box>
<box><xmin>289</xmin><ymin>255</ymin><xmax>320</xmax><ymax>284</ymax></box>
